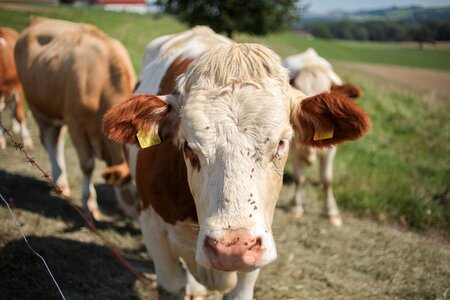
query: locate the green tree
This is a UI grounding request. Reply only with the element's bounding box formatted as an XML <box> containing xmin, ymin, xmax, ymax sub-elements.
<box><xmin>154</xmin><ymin>0</ymin><xmax>305</xmax><ymax>39</ymax></box>
<box><xmin>309</xmin><ymin>23</ymin><xmax>332</xmax><ymax>39</ymax></box>
<box><xmin>411</xmin><ymin>24</ymin><xmax>436</xmax><ymax>49</ymax></box>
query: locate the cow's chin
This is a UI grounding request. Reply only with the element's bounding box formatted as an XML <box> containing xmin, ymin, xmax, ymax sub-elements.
<box><xmin>195</xmin><ymin>228</ymin><xmax>277</xmax><ymax>272</ymax></box>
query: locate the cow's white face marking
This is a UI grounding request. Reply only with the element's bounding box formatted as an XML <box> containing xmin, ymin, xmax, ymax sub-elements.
<box><xmin>171</xmin><ymin>43</ymin><xmax>293</xmax><ymax>270</ymax></box>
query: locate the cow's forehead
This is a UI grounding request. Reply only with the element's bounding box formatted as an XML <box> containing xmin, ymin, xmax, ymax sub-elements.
<box><xmin>179</xmin><ymin>84</ymin><xmax>291</xmax><ymax>149</ymax></box>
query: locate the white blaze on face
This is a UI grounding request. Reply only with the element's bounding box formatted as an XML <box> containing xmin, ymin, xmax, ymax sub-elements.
<box><xmin>174</xmin><ymin>43</ymin><xmax>293</xmax><ymax>271</ymax></box>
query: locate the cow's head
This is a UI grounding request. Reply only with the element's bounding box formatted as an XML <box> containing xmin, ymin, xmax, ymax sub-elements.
<box><xmin>103</xmin><ymin>43</ymin><xmax>370</xmax><ymax>272</ymax></box>
<box><xmin>286</xmin><ymin>48</ymin><xmax>363</xmax><ymax>99</ymax></box>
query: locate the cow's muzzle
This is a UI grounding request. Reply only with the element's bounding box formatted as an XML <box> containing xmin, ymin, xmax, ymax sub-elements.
<box><xmin>203</xmin><ymin>230</ymin><xmax>264</xmax><ymax>272</ymax></box>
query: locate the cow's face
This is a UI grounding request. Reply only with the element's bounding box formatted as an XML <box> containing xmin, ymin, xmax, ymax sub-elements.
<box><xmin>103</xmin><ymin>43</ymin><xmax>371</xmax><ymax>272</ymax></box>
<box><xmin>177</xmin><ymin>83</ymin><xmax>292</xmax><ymax>271</ymax></box>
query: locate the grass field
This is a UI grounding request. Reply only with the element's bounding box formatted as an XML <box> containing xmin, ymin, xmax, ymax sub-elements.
<box><xmin>1</xmin><ymin>3</ymin><xmax>450</xmax><ymax>73</ymax></box>
<box><xmin>0</xmin><ymin>3</ymin><xmax>449</xmax><ymax>233</ymax></box>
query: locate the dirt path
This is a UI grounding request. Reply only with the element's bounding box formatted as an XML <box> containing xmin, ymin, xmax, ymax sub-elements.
<box><xmin>1</xmin><ymin>108</ymin><xmax>449</xmax><ymax>299</ymax></box>
<box><xmin>335</xmin><ymin>61</ymin><xmax>450</xmax><ymax>95</ymax></box>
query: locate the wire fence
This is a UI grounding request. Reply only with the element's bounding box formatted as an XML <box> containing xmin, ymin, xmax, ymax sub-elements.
<box><xmin>0</xmin><ymin>192</ymin><xmax>66</xmax><ymax>300</ymax></box>
<box><xmin>0</xmin><ymin>121</ymin><xmax>156</xmax><ymax>295</ymax></box>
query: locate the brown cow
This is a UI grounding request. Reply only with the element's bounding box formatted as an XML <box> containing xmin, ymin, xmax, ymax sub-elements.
<box><xmin>15</xmin><ymin>18</ymin><xmax>138</xmax><ymax>219</ymax></box>
<box><xmin>103</xmin><ymin>27</ymin><xmax>371</xmax><ymax>299</ymax></box>
<box><xmin>0</xmin><ymin>27</ymin><xmax>32</xmax><ymax>149</ymax></box>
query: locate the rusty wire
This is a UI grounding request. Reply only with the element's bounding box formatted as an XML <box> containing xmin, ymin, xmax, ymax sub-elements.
<box><xmin>0</xmin><ymin>121</ymin><xmax>156</xmax><ymax>293</ymax></box>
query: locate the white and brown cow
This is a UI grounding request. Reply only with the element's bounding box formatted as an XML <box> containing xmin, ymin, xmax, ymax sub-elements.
<box><xmin>0</xmin><ymin>27</ymin><xmax>32</xmax><ymax>149</ymax></box>
<box><xmin>284</xmin><ymin>48</ymin><xmax>364</xmax><ymax>226</ymax></box>
<box><xmin>15</xmin><ymin>18</ymin><xmax>138</xmax><ymax>219</ymax></box>
<box><xmin>103</xmin><ymin>27</ymin><xmax>370</xmax><ymax>299</ymax></box>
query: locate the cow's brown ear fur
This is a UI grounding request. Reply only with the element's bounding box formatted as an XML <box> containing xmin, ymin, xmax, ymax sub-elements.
<box><xmin>103</xmin><ymin>94</ymin><xmax>175</xmax><ymax>145</ymax></box>
<box><xmin>331</xmin><ymin>83</ymin><xmax>363</xmax><ymax>99</ymax></box>
<box><xmin>293</xmin><ymin>92</ymin><xmax>371</xmax><ymax>148</ymax></box>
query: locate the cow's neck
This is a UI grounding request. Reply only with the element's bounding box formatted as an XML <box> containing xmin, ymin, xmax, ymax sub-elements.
<box><xmin>136</xmin><ymin>141</ymin><xmax>197</xmax><ymax>224</ymax></box>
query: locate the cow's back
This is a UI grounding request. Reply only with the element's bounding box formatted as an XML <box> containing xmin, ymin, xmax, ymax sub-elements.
<box><xmin>137</xmin><ymin>26</ymin><xmax>232</xmax><ymax>95</ymax></box>
<box><xmin>15</xmin><ymin>18</ymin><xmax>135</xmax><ymax>121</ymax></box>
<box><xmin>0</xmin><ymin>28</ymin><xmax>20</xmax><ymax>93</ymax></box>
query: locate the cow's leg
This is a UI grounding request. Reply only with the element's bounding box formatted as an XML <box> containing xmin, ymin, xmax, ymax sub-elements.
<box><xmin>140</xmin><ymin>208</ymin><xmax>187</xmax><ymax>298</ymax></box>
<box><xmin>223</xmin><ymin>269</ymin><xmax>260</xmax><ymax>300</ymax></box>
<box><xmin>11</xmin><ymin>88</ymin><xmax>33</xmax><ymax>149</ymax></box>
<box><xmin>291</xmin><ymin>152</ymin><xmax>307</xmax><ymax>218</ymax></box>
<box><xmin>184</xmin><ymin>270</ymin><xmax>207</xmax><ymax>300</ymax></box>
<box><xmin>0</xmin><ymin>93</ymin><xmax>6</xmax><ymax>149</ymax></box>
<box><xmin>319</xmin><ymin>147</ymin><xmax>342</xmax><ymax>226</ymax></box>
<box><xmin>67</xmin><ymin>125</ymin><xmax>100</xmax><ymax>220</ymax></box>
<box><xmin>38</xmin><ymin>121</ymin><xmax>70</xmax><ymax>196</ymax></box>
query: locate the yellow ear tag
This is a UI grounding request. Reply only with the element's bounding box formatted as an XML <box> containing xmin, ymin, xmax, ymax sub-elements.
<box><xmin>314</xmin><ymin>127</ymin><xmax>334</xmax><ymax>141</ymax></box>
<box><xmin>136</xmin><ymin>126</ymin><xmax>161</xmax><ymax>148</ymax></box>
<box><xmin>107</xmin><ymin>175</ymin><xmax>116</xmax><ymax>185</ymax></box>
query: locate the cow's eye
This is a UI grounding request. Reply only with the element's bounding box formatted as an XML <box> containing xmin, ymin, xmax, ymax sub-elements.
<box><xmin>274</xmin><ymin>139</ymin><xmax>289</xmax><ymax>159</ymax></box>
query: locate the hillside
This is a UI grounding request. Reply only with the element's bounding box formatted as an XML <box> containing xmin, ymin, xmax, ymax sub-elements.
<box><xmin>303</xmin><ymin>5</ymin><xmax>450</xmax><ymax>24</ymax></box>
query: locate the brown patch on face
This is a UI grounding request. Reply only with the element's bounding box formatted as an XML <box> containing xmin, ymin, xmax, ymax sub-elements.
<box><xmin>136</xmin><ymin>141</ymin><xmax>197</xmax><ymax>224</ymax></box>
<box><xmin>331</xmin><ymin>83</ymin><xmax>363</xmax><ymax>99</ymax></box>
<box><xmin>158</xmin><ymin>56</ymin><xmax>194</xmax><ymax>95</ymax></box>
<box><xmin>293</xmin><ymin>91</ymin><xmax>371</xmax><ymax>148</ymax></box>
<box><xmin>183</xmin><ymin>141</ymin><xmax>201</xmax><ymax>172</ymax></box>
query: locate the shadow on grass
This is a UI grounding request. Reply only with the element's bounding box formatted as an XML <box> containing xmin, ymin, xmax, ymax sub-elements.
<box><xmin>0</xmin><ymin>236</ymin><xmax>155</xmax><ymax>300</ymax></box>
<box><xmin>0</xmin><ymin>170</ymin><xmax>140</xmax><ymax>236</ymax></box>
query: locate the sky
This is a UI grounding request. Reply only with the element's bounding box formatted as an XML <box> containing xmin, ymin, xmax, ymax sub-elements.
<box><xmin>306</xmin><ymin>0</ymin><xmax>450</xmax><ymax>13</ymax></box>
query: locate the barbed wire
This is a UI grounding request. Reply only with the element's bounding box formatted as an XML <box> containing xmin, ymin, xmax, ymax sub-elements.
<box><xmin>0</xmin><ymin>121</ymin><xmax>156</xmax><ymax>293</ymax></box>
<box><xmin>0</xmin><ymin>193</ymin><xmax>66</xmax><ymax>300</ymax></box>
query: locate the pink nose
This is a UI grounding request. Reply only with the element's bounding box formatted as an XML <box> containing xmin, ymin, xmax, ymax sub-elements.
<box><xmin>204</xmin><ymin>232</ymin><xmax>263</xmax><ymax>271</ymax></box>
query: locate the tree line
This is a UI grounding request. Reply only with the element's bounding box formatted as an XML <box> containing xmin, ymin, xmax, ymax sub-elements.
<box><xmin>305</xmin><ymin>21</ymin><xmax>450</xmax><ymax>44</ymax></box>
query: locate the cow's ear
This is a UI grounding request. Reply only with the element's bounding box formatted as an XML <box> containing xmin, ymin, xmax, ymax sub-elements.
<box><xmin>291</xmin><ymin>91</ymin><xmax>371</xmax><ymax>148</ymax></box>
<box><xmin>103</xmin><ymin>94</ymin><xmax>180</xmax><ymax>147</ymax></box>
<box><xmin>331</xmin><ymin>83</ymin><xmax>363</xmax><ymax>99</ymax></box>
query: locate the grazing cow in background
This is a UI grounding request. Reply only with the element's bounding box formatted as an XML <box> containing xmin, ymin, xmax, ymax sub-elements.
<box><xmin>284</xmin><ymin>48</ymin><xmax>363</xmax><ymax>226</ymax></box>
<box><xmin>103</xmin><ymin>27</ymin><xmax>370</xmax><ymax>299</ymax></box>
<box><xmin>15</xmin><ymin>18</ymin><xmax>138</xmax><ymax>219</ymax></box>
<box><xmin>0</xmin><ymin>27</ymin><xmax>32</xmax><ymax>150</ymax></box>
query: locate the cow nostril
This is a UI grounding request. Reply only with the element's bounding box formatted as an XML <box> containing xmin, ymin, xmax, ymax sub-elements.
<box><xmin>248</xmin><ymin>237</ymin><xmax>262</xmax><ymax>251</ymax></box>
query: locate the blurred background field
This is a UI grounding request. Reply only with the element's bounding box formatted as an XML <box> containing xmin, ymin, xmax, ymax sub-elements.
<box><xmin>1</xmin><ymin>2</ymin><xmax>448</xmax><ymax>233</ymax></box>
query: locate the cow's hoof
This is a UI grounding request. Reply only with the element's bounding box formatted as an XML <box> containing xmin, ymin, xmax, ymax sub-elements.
<box><xmin>329</xmin><ymin>214</ymin><xmax>343</xmax><ymax>227</ymax></box>
<box><xmin>291</xmin><ymin>206</ymin><xmax>304</xmax><ymax>218</ymax></box>
<box><xmin>23</xmin><ymin>139</ymin><xmax>33</xmax><ymax>150</ymax></box>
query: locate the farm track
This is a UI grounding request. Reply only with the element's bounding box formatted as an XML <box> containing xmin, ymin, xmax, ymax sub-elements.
<box><xmin>336</xmin><ymin>61</ymin><xmax>450</xmax><ymax>95</ymax></box>
<box><xmin>0</xmin><ymin>106</ymin><xmax>449</xmax><ymax>299</ymax></box>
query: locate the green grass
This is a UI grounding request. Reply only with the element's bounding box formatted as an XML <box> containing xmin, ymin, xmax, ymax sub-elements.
<box><xmin>239</xmin><ymin>32</ymin><xmax>450</xmax><ymax>71</ymax></box>
<box><xmin>332</xmin><ymin>72</ymin><xmax>450</xmax><ymax>232</ymax></box>
<box><xmin>1</xmin><ymin>3</ymin><xmax>450</xmax><ymax>72</ymax></box>
<box><xmin>1</xmin><ymin>3</ymin><xmax>449</xmax><ymax>232</ymax></box>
